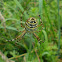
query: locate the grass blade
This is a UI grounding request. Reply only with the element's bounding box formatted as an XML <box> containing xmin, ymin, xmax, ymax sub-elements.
<box><xmin>14</xmin><ymin>0</ymin><xmax>29</xmax><ymax>19</ymax></box>
<box><xmin>39</xmin><ymin>0</ymin><xmax>43</xmax><ymax>18</ymax></box>
<box><xmin>57</xmin><ymin>0</ymin><xmax>61</xmax><ymax>57</ymax></box>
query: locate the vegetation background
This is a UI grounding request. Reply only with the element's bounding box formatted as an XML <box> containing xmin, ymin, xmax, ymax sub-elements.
<box><xmin>0</xmin><ymin>0</ymin><xmax>62</xmax><ymax>62</ymax></box>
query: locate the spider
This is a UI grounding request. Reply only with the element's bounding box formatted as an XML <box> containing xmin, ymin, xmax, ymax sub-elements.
<box><xmin>6</xmin><ymin>15</ymin><xmax>44</xmax><ymax>43</ymax></box>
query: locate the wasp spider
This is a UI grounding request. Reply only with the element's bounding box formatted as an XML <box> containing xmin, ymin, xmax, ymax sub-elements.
<box><xmin>6</xmin><ymin>15</ymin><xmax>44</xmax><ymax>43</ymax></box>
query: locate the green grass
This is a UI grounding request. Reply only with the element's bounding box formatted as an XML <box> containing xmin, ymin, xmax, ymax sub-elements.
<box><xmin>0</xmin><ymin>0</ymin><xmax>62</xmax><ymax>62</ymax></box>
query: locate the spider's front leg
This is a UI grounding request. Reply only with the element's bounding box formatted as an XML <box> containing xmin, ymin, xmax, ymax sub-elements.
<box><xmin>33</xmin><ymin>33</ymin><xmax>44</xmax><ymax>43</ymax></box>
<box><xmin>12</xmin><ymin>14</ymin><xmax>25</xmax><ymax>32</ymax></box>
<box><xmin>6</xmin><ymin>30</ymin><xmax>26</xmax><ymax>42</ymax></box>
<box><xmin>37</xmin><ymin>15</ymin><xmax>44</xmax><ymax>32</ymax></box>
<box><xmin>20</xmin><ymin>15</ymin><xmax>25</xmax><ymax>28</ymax></box>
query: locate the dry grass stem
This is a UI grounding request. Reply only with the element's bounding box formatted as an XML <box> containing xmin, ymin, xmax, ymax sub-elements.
<box><xmin>0</xmin><ymin>12</ymin><xmax>6</xmax><ymax>32</ymax></box>
<box><xmin>0</xmin><ymin>50</ymin><xmax>15</xmax><ymax>62</ymax></box>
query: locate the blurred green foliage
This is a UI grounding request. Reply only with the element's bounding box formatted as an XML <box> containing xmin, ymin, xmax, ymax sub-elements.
<box><xmin>0</xmin><ymin>0</ymin><xmax>62</xmax><ymax>62</ymax></box>
<box><xmin>0</xmin><ymin>56</ymin><xmax>5</xmax><ymax>62</ymax></box>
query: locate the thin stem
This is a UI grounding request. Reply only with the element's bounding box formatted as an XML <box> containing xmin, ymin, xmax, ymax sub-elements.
<box><xmin>57</xmin><ymin>0</ymin><xmax>61</xmax><ymax>57</ymax></box>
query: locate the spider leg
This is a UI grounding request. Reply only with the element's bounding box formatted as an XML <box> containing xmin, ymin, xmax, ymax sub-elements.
<box><xmin>20</xmin><ymin>10</ymin><xmax>28</xmax><ymax>28</ymax></box>
<box><xmin>6</xmin><ymin>30</ymin><xmax>26</xmax><ymax>42</ymax></box>
<box><xmin>37</xmin><ymin>24</ymin><xmax>43</xmax><ymax>32</ymax></box>
<box><xmin>16</xmin><ymin>28</ymin><xmax>25</xmax><ymax>32</ymax></box>
<box><xmin>12</xmin><ymin>22</ymin><xmax>23</xmax><ymax>32</ymax></box>
<box><xmin>33</xmin><ymin>33</ymin><xmax>44</xmax><ymax>43</ymax></box>
<box><xmin>37</xmin><ymin>15</ymin><xmax>44</xmax><ymax>32</ymax></box>
<box><xmin>20</xmin><ymin>15</ymin><xmax>24</xmax><ymax>28</ymax></box>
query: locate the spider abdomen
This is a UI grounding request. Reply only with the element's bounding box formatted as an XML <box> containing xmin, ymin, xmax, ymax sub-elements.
<box><xmin>25</xmin><ymin>17</ymin><xmax>38</xmax><ymax>33</ymax></box>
